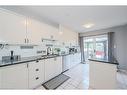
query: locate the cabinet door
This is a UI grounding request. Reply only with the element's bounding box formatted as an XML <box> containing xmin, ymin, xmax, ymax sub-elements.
<box><xmin>45</xmin><ymin>58</ymin><xmax>55</xmax><ymax>81</ymax></box>
<box><xmin>1</xmin><ymin>64</ymin><xmax>28</xmax><ymax>89</ymax></box>
<box><xmin>27</xmin><ymin>18</ymin><xmax>59</xmax><ymax>45</ymax></box>
<box><xmin>0</xmin><ymin>9</ymin><xmax>26</xmax><ymax>44</ymax></box>
<box><xmin>28</xmin><ymin>60</ymin><xmax>44</xmax><ymax>89</ymax></box>
<box><xmin>27</xmin><ymin>18</ymin><xmax>42</xmax><ymax>45</ymax></box>
<box><xmin>54</xmin><ymin>57</ymin><xmax>62</xmax><ymax>76</ymax></box>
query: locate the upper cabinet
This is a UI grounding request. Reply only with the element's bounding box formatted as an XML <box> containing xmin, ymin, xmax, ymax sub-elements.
<box><xmin>0</xmin><ymin>9</ymin><xmax>27</xmax><ymax>44</ymax></box>
<box><xmin>0</xmin><ymin>9</ymin><xmax>78</xmax><ymax>46</ymax></box>
<box><xmin>59</xmin><ymin>25</ymin><xmax>79</xmax><ymax>46</ymax></box>
<box><xmin>27</xmin><ymin>18</ymin><xmax>59</xmax><ymax>45</ymax></box>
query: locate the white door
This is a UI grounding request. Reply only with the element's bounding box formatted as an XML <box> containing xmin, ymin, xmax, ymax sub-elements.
<box><xmin>1</xmin><ymin>64</ymin><xmax>28</xmax><ymax>89</ymax></box>
<box><xmin>28</xmin><ymin>60</ymin><xmax>45</xmax><ymax>89</ymax></box>
<box><xmin>0</xmin><ymin>9</ymin><xmax>26</xmax><ymax>44</ymax></box>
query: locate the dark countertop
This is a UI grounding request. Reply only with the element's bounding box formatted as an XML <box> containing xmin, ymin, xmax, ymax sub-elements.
<box><xmin>61</xmin><ymin>52</ymin><xmax>81</xmax><ymax>56</ymax></box>
<box><xmin>0</xmin><ymin>55</ymin><xmax>59</xmax><ymax>67</ymax></box>
<box><xmin>88</xmin><ymin>58</ymin><xmax>119</xmax><ymax>65</ymax></box>
<box><xmin>0</xmin><ymin>52</ymin><xmax>80</xmax><ymax>67</ymax></box>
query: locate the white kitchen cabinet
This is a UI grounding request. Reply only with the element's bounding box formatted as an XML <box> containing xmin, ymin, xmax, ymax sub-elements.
<box><xmin>0</xmin><ymin>9</ymin><xmax>27</xmax><ymax>44</ymax></box>
<box><xmin>1</xmin><ymin>64</ymin><xmax>28</xmax><ymax>89</ymax></box>
<box><xmin>59</xmin><ymin>25</ymin><xmax>79</xmax><ymax>46</ymax></box>
<box><xmin>27</xmin><ymin>18</ymin><xmax>43</xmax><ymax>45</ymax></box>
<box><xmin>28</xmin><ymin>60</ymin><xmax>45</xmax><ymax>89</ymax></box>
<box><xmin>45</xmin><ymin>57</ymin><xmax>62</xmax><ymax>82</ymax></box>
<box><xmin>45</xmin><ymin>58</ymin><xmax>55</xmax><ymax>81</ymax></box>
<box><xmin>54</xmin><ymin>57</ymin><xmax>62</xmax><ymax>76</ymax></box>
<box><xmin>89</xmin><ymin>61</ymin><xmax>117</xmax><ymax>89</ymax></box>
<box><xmin>27</xmin><ymin>18</ymin><xmax>59</xmax><ymax>45</ymax></box>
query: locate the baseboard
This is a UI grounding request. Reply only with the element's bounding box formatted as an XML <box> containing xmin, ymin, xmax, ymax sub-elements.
<box><xmin>118</xmin><ymin>69</ymin><xmax>127</xmax><ymax>74</ymax></box>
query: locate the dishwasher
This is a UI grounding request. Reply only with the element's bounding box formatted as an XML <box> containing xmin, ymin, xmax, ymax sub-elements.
<box><xmin>62</xmin><ymin>55</ymin><xmax>70</xmax><ymax>73</ymax></box>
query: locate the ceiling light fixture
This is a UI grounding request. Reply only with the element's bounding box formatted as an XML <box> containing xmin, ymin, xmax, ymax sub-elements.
<box><xmin>83</xmin><ymin>23</ymin><xmax>95</xmax><ymax>28</ymax></box>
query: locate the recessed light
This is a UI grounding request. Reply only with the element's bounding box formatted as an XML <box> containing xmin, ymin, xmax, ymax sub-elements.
<box><xmin>83</xmin><ymin>23</ymin><xmax>94</xmax><ymax>28</ymax></box>
<box><xmin>59</xmin><ymin>31</ymin><xmax>63</xmax><ymax>35</ymax></box>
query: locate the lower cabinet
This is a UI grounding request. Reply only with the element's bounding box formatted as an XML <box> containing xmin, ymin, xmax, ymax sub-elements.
<box><xmin>28</xmin><ymin>60</ymin><xmax>45</xmax><ymax>89</ymax></box>
<box><xmin>89</xmin><ymin>61</ymin><xmax>117</xmax><ymax>89</ymax></box>
<box><xmin>54</xmin><ymin>57</ymin><xmax>62</xmax><ymax>76</ymax></box>
<box><xmin>0</xmin><ymin>56</ymin><xmax>63</xmax><ymax>89</ymax></box>
<box><xmin>45</xmin><ymin>58</ymin><xmax>55</xmax><ymax>81</ymax></box>
<box><xmin>45</xmin><ymin>57</ymin><xmax>62</xmax><ymax>82</ymax></box>
<box><xmin>0</xmin><ymin>64</ymin><xmax>28</xmax><ymax>89</ymax></box>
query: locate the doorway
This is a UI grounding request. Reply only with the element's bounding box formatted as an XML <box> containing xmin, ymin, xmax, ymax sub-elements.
<box><xmin>83</xmin><ymin>34</ymin><xmax>108</xmax><ymax>62</ymax></box>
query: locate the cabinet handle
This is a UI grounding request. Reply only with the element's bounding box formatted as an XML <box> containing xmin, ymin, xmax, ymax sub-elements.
<box><xmin>36</xmin><ymin>60</ymin><xmax>39</xmax><ymax>62</ymax></box>
<box><xmin>27</xmin><ymin>63</ymin><xmax>29</xmax><ymax>68</ymax></box>
<box><xmin>36</xmin><ymin>77</ymin><xmax>39</xmax><ymax>80</ymax></box>
<box><xmin>24</xmin><ymin>39</ymin><xmax>26</xmax><ymax>43</ymax></box>
<box><xmin>36</xmin><ymin>69</ymin><xmax>39</xmax><ymax>71</ymax></box>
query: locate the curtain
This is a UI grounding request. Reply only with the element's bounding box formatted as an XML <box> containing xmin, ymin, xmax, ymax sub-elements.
<box><xmin>108</xmin><ymin>32</ymin><xmax>116</xmax><ymax>62</ymax></box>
<box><xmin>79</xmin><ymin>37</ymin><xmax>85</xmax><ymax>63</ymax></box>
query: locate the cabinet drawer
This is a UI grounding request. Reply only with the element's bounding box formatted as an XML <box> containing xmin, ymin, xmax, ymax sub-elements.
<box><xmin>28</xmin><ymin>60</ymin><xmax>44</xmax><ymax>89</ymax></box>
<box><xmin>29</xmin><ymin>74</ymin><xmax>43</xmax><ymax>89</ymax></box>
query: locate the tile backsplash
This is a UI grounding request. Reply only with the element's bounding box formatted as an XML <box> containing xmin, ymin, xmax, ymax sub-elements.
<box><xmin>0</xmin><ymin>45</ymin><xmax>46</xmax><ymax>60</ymax></box>
<box><xmin>0</xmin><ymin>41</ymin><xmax>75</xmax><ymax>60</ymax></box>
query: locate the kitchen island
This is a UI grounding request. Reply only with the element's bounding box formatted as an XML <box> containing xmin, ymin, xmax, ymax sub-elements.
<box><xmin>89</xmin><ymin>58</ymin><xmax>118</xmax><ymax>89</ymax></box>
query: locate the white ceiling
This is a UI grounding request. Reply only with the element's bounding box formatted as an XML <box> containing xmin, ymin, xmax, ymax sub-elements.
<box><xmin>1</xmin><ymin>6</ymin><xmax>127</xmax><ymax>33</ymax></box>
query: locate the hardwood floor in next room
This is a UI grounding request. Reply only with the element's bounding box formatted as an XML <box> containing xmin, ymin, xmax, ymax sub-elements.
<box><xmin>36</xmin><ymin>63</ymin><xmax>127</xmax><ymax>90</ymax></box>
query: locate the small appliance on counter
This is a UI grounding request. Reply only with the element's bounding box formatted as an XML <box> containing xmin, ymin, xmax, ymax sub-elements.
<box><xmin>69</xmin><ymin>46</ymin><xmax>80</xmax><ymax>54</ymax></box>
<box><xmin>2</xmin><ymin>50</ymin><xmax>21</xmax><ymax>63</ymax></box>
<box><xmin>69</xmin><ymin>47</ymin><xmax>76</xmax><ymax>53</ymax></box>
<box><xmin>46</xmin><ymin>47</ymin><xmax>53</xmax><ymax>55</ymax></box>
<box><xmin>53</xmin><ymin>48</ymin><xmax>61</xmax><ymax>55</ymax></box>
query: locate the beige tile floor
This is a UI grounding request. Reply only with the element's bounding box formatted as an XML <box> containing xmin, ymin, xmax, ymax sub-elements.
<box><xmin>36</xmin><ymin>63</ymin><xmax>127</xmax><ymax>90</ymax></box>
